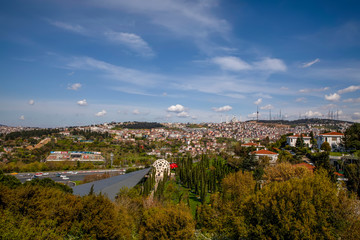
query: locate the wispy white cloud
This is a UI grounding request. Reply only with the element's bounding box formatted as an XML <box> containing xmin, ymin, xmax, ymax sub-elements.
<box><xmin>211</xmin><ymin>56</ymin><xmax>251</xmax><ymax>71</ymax></box>
<box><xmin>211</xmin><ymin>56</ymin><xmax>286</xmax><ymax>72</ymax></box>
<box><xmin>325</xmin><ymin>93</ymin><xmax>340</xmax><ymax>101</ymax></box>
<box><xmin>28</xmin><ymin>99</ymin><xmax>35</xmax><ymax>105</ymax></box>
<box><xmin>299</xmin><ymin>87</ymin><xmax>329</xmax><ymax>93</ymax></box>
<box><xmin>253</xmin><ymin>57</ymin><xmax>287</xmax><ymax>72</ymax></box>
<box><xmin>177</xmin><ymin>111</ymin><xmax>190</xmax><ymax>118</ymax></box>
<box><xmin>304</xmin><ymin>110</ymin><xmax>322</xmax><ymax>117</ymax></box>
<box><xmin>351</xmin><ymin>112</ymin><xmax>360</xmax><ymax>120</ymax></box>
<box><xmin>338</xmin><ymin>85</ymin><xmax>360</xmax><ymax>94</ymax></box>
<box><xmin>343</xmin><ymin>97</ymin><xmax>360</xmax><ymax>103</ymax></box>
<box><xmin>67</xmin><ymin>56</ymin><xmax>162</xmax><ymax>86</ymax></box>
<box><xmin>167</xmin><ymin>104</ymin><xmax>185</xmax><ymax>113</ymax></box>
<box><xmin>91</xmin><ymin>0</ymin><xmax>229</xmax><ymax>37</ymax></box>
<box><xmin>68</xmin><ymin>83</ymin><xmax>82</xmax><ymax>91</ymax></box>
<box><xmin>280</xmin><ymin>86</ymin><xmax>289</xmax><ymax>90</ymax></box>
<box><xmin>212</xmin><ymin>105</ymin><xmax>232</xmax><ymax>112</ymax></box>
<box><xmin>89</xmin><ymin>0</ymin><xmax>230</xmax><ymax>55</ymax></box>
<box><xmin>301</xmin><ymin>58</ymin><xmax>320</xmax><ymax>68</ymax></box>
<box><xmin>133</xmin><ymin>109</ymin><xmax>140</xmax><ymax>115</ymax></box>
<box><xmin>19</xmin><ymin>115</ymin><xmax>25</xmax><ymax>120</ymax></box>
<box><xmin>247</xmin><ymin>112</ymin><xmax>260</xmax><ymax>119</ymax></box>
<box><xmin>49</xmin><ymin>20</ymin><xmax>86</xmax><ymax>34</ymax></box>
<box><xmin>260</xmin><ymin>104</ymin><xmax>273</xmax><ymax>110</ymax></box>
<box><xmin>296</xmin><ymin>97</ymin><xmax>306</xmax><ymax>103</ymax></box>
<box><xmin>95</xmin><ymin>110</ymin><xmax>107</xmax><ymax>117</ymax></box>
<box><xmin>77</xmin><ymin>99</ymin><xmax>88</xmax><ymax>106</ymax></box>
<box><xmin>104</xmin><ymin>31</ymin><xmax>155</xmax><ymax>57</ymax></box>
<box><xmin>254</xmin><ymin>98</ymin><xmax>262</xmax><ymax>105</ymax></box>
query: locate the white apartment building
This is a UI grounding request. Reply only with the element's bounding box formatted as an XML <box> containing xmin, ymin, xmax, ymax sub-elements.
<box><xmin>316</xmin><ymin>132</ymin><xmax>344</xmax><ymax>151</ymax></box>
<box><xmin>286</xmin><ymin>134</ymin><xmax>312</xmax><ymax>147</ymax></box>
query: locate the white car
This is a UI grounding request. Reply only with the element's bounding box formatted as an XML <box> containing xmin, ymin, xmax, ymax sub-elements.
<box><xmin>62</xmin><ymin>177</ymin><xmax>69</xmax><ymax>180</ymax></box>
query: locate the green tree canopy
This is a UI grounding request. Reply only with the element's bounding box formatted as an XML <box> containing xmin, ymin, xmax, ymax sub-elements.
<box><xmin>344</xmin><ymin>123</ymin><xmax>360</xmax><ymax>150</ymax></box>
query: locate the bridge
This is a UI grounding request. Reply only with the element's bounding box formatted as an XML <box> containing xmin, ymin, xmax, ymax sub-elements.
<box><xmin>72</xmin><ymin>168</ymin><xmax>151</xmax><ymax>201</ymax></box>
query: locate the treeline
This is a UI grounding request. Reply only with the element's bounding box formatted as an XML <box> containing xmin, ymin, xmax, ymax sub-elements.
<box><xmin>0</xmin><ymin>172</ymin><xmax>195</xmax><ymax>239</ymax></box>
<box><xmin>195</xmin><ymin>167</ymin><xmax>360</xmax><ymax>239</ymax></box>
<box><xmin>0</xmin><ymin>161</ymin><xmax>99</xmax><ymax>173</ymax></box>
<box><xmin>4</xmin><ymin>128</ymin><xmax>60</xmax><ymax>140</ymax></box>
<box><xmin>116</xmin><ymin>122</ymin><xmax>164</xmax><ymax>129</ymax></box>
<box><xmin>2</xmin><ymin>162</ymin><xmax>360</xmax><ymax>239</ymax></box>
<box><xmin>176</xmin><ymin>155</ymin><xmax>232</xmax><ymax>202</ymax></box>
<box><xmin>256</xmin><ymin>118</ymin><xmax>352</xmax><ymax>125</ymax></box>
<box><xmin>70</xmin><ymin>129</ymin><xmax>110</xmax><ymax>139</ymax></box>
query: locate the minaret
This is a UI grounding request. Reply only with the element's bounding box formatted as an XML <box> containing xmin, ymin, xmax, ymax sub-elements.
<box><xmin>256</xmin><ymin>106</ymin><xmax>259</xmax><ymax>122</ymax></box>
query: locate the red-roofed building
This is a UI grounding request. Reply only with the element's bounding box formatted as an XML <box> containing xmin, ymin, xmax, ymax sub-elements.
<box><xmin>316</xmin><ymin>132</ymin><xmax>344</xmax><ymax>151</ymax></box>
<box><xmin>286</xmin><ymin>134</ymin><xmax>312</xmax><ymax>147</ymax></box>
<box><xmin>251</xmin><ymin>149</ymin><xmax>278</xmax><ymax>164</ymax></box>
<box><xmin>294</xmin><ymin>162</ymin><xmax>315</xmax><ymax>172</ymax></box>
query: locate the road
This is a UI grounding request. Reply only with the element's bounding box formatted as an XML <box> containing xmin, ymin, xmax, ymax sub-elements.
<box><xmin>13</xmin><ymin>169</ymin><xmax>126</xmax><ymax>185</ymax></box>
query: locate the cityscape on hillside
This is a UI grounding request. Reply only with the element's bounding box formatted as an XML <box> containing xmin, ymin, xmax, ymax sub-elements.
<box><xmin>2</xmin><ymin>0</ymin><xmax>360</xmax><ymax>239</ymax></box>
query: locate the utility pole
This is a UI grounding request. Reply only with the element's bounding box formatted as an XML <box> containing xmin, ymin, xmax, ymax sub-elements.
<box><xmin>110</xmin><ymin>153</ymin><xmax>113</xmax><ymax>168</ymax></box>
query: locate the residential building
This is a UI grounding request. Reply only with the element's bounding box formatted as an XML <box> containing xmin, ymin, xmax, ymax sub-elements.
<box><xmin>316</xmin><ymin>132</ymin><xmax>344</xmax><ymax>151</ymax></box>
<box><xmin>286</xmin><ymin>134</ymin><xmax>312</xmax><ymax>147</ymax></box>
<box><xmin>251</xmin><ymin>149</ymin><xmax>278</xmax><ymax>164</ymax></box>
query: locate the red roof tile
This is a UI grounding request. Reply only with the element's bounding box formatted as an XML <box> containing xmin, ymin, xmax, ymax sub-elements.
<box><xmin>253</xmin><ymin>149</ymin><xmax>277</xmax><ymax>155</ymax></box>
<box><xmin>320</xmin><ymin>132</ymin><xmax>344</xmax><ymax>136</ymax></box>
<box><xmin>294</xmin><ymin>163</ymin><xmax>315</xmax><ymax>171</ymax></box>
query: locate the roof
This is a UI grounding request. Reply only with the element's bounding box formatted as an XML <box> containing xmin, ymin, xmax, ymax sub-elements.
<box><xmin>72</xmin><ymin>168</ymin><xmax>150</xmax><ymax>201</ymax></box>
<box><xmin>252</xmin><ymin>149</ymin><xmax>277</xmax><ymax>155</ymax></box>
<box><xmin>287</xmin><ymin>134</ymin><xmax>310</xmax><ymax>138</ymax></box>
<box><xmin>294</xmin><ymin>162</ymin><xmax>315</xmax><ymax>171</ymax></box>
<box><xmin>334</xmin><ymin>172</ymin><xmax>345</xmax><ymax>177</ymax></box>
<box><xmin>320</xmin><ymin>132</ymin><xmax>344</xmax><ymax>136</ymax></box>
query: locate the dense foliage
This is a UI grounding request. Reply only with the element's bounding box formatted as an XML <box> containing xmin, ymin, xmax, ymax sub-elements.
<box><xmin>114</xmin><ymin>122</ymin><xmax>164</xmax><ymax>129</ymax></box>
<box><xmin>4</xmin><ymin>128</ymin><xmax>60</xmax><ymax>140</ymax></box>
<box><xmin>344</xmin><ymin>123</ymin><xmax>360</xmax><ymax>150</ymax></box>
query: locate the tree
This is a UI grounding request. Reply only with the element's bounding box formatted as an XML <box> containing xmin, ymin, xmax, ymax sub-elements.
<box><xmin>264</xmin><ymin>162</ymin><xmax>312</xmax><ymax>184</ymax></box>
<box><xmin>310</xmin><ymin>131</ymin><xmax>317</xmax><ymax>148</ymax></box>
<box><xmin>344</xmin><ymin>123</ymin><xmax>360</xmax><ymax>150</ymax></box>
<box><xmin>221</xmin><ymin>171</ymin><xmax>256</xmax><ymax>202</ymax></box>
<box><xmin>139</xmin><ymin>204</ymin><xmax>195</xmax><ymax>240</ymax></box>
<box><xmin>321</xmin><ymin>142</ymin><xmax>331</xmax><ymax>152</ymax></box>
<box><xmin>0</xmin><ymin>171</ymin><xmax>21</xmax><ymax>188</ymax></box>
<box><xmin>243</xmin><ymin>170</ymin><xmax>353</xmax><ymax>239</ymax></box>
<box><xmin>295</xmin><ymin>134</ymin><xmax>304</xmax><ymax>148</ymax></box>
<box><xmin>344</xmin><ymin>162</ymin><xmax>360</xmax><ymax>197</ymax></box>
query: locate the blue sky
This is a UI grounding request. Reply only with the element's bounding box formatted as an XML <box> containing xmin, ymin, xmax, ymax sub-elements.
<box><xmin>1</xmin><ymin>0</ymin><xmax>360</xmax><ymax>127</ymax></box>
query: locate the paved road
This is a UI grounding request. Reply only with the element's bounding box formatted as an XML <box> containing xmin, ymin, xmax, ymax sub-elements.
<box><xmin>13</xmin><ymin>169</ymin><xmax>126</xmax><ymax>184</ymax></box>
<box><xmin>73</xmin><ymin>168</ymin><xmax>151</xmax><ymax>201</ymax></box>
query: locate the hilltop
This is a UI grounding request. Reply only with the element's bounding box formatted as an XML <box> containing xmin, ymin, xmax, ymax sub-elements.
<box><xmin>254</xmin><ymin>118</ymin><xmax>353</xmax><ymax>126</ymax></box>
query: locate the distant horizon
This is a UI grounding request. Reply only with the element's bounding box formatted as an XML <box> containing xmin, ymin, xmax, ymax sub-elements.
<box><xmin>1</xmin><ymin>117</ymin><xmax>353</xmax><ymax>129</ymax></box>
<box><xmin>1</xmin><ymin>1</ymin><xmax>360</xmax><ymax>127</ymax></box>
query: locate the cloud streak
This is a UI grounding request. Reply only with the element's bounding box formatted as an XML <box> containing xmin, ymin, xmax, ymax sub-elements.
<box><xmin>104</xmin><ymin>31</ymin><xmax>155</xmax><ymax>57</ymax></box>
<box><xmin>338</xmin><ymin>85</ymin><xmax>360</xmax><ymax>94</ymax></box>
<box><xmin>95</xmin><ymin>110</ymin><xmax>107</xmax><ymax>117</ymax></box>
<box><xmin>211</xmin><ymin>56</ymin><xmax>286</xmax><ymax>72</ymax></box>
<box><xmin>49</xmin><ymin>20</ymin><xmax>86</xmax><ymax>34</ymax></box>
<box><xmin>212</xmin><ymin>105</ymin><xmax>232</xmax><ymax>112</ymax></box>
<box><xmin>302</xmin><ymin>58</ymin><xmax>320</xmax><ymax>68</ymax></box>
<box><xmin>68</xmin><ymin>83</ymin><xmax>82</xmax><ymax>91</ymax></box>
